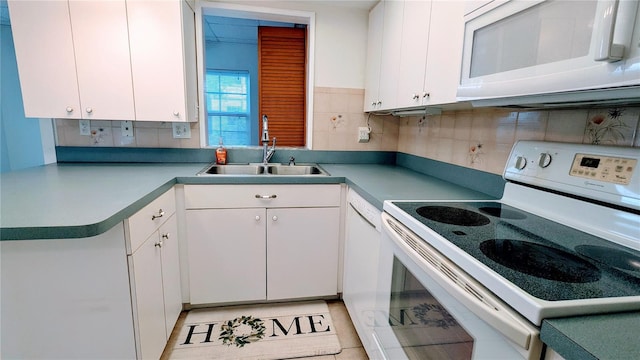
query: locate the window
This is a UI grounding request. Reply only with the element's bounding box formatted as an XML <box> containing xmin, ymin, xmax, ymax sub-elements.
<box><xmin>198</xmin><ymin>4</ymin><xmax>314</xmax><ymax>148</ymax></box>
<box><xmin>205</xmin><ymin>70</ymin><xmax>250</xmax><ymax>146</ymax></box>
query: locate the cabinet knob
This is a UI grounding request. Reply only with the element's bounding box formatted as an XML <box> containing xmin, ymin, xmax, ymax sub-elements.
<box><xmin>66</xmin><ymin>106</ymin><xmax>74</xmax><ymax>113</ymax></box>
<box><xmin>255</xmin><ymin>216</ymin><xmax>261</xmax><ymax>221</ymax></box>
<box><xmin>173</xmin><ymin>111</ymin><xmax>180</xmax><ymax>117</ymax></box>
<box><xmin>412</xmin><ymin>93</ymin><xmax>420</xmax><ymax>100</ymax></box>
<box><xmin>422</xmin><ymin>92</ymin><xmax>430</xmax><ymax>98</ymax></box>
<box><xmin>152</xmin><ymin>209</ymin><xmax>165</xmax><ymax>220</ymax></box>
<box><xmin>155</xmin><ymin>240</ymin><xmax>163</xmax><ymax>248</ymax></box>
<box><xmin>162</xmin><ymin>233</ymin><xmax>170</xmax><ymax>240</ymax></box>
<box><xmin>85</xmin><ymin>107</ymin><xmax>93</xmax><ymax>114</ymax></box>
<box><xmin>272</xmin><ymin>215</ymin><xmax>278</xmax><ymax>221</ymax></box>
<box><xmin>376</xmin><ymin>101</ymin><xmax>382</xmax><ymax>106</ymax></box>
<box><xmin>371</xmin><ymin>101</ymin><xmax>377</xmax><ymax>106</ymax></box>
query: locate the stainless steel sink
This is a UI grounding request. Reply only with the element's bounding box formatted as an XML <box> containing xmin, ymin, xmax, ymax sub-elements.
<box><xmin>266</xmin><ymin>164</ymin><xmax>327</xmax><ymax>175</ymax></box>
<box><xmin>197</xmin><ymin>164</ymin><xmax>266</xmax><ymax>175</ymax></box>
<box><xmin>196</xmin><ymin>163</ymin><xmax>328</xmax><ymax>176</ymax></box>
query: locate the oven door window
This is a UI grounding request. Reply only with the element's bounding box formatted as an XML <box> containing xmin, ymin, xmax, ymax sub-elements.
<box><xmin>389</xmin><ymin>257</ymin><xmax>474</xmax><ymax>359</ymax></box>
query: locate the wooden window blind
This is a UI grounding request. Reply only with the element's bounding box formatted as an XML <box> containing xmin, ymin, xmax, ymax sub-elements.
<box><xmin>258</xmin><ymin>26</ymin><xmax>306</xmax><ymax>146</ymax></box>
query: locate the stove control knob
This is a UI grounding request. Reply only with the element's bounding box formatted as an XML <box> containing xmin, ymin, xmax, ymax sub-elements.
<box><xmin>538</xmin><ymin>153</ymin><xmax>552</xmax><ymax>168</ymax></box>
<box><xmin>515</xmin><ymin>156</ymin><xmax>527</xmax><ymax>170</ymax></box>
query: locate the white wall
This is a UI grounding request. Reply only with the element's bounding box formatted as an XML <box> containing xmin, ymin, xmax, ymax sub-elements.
<box><xmin>206</xmin><ymin>0</ymin><xmax>370</xmax><ymax>89</ymax></box>
<box><xmin>0</xmin><ymin>22</ymin><xmax>56</xmax><ymax>172</ymax></box>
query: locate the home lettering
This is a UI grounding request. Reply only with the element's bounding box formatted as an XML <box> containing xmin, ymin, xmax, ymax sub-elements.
<box><xmin>270</xmin><ymin>314</ymin><xmax>331</xmax><ymax>337</ymax></box>
<box><xmin>181</xmin><ymin>323</ymin><xmax>217</xmax><ymax>345</ymax></box>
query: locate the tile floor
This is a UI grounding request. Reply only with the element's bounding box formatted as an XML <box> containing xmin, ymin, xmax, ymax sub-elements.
<box><xmin>161</xmin><ymin>299</ymin><xmax>369</xmax><ymax>360</ymax></box>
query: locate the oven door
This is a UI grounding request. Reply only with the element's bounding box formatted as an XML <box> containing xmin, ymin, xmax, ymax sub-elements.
<box><xmin>373</xmin><ymin>213</ymin><xmax>543</xmax><ymax>360</ymax></box>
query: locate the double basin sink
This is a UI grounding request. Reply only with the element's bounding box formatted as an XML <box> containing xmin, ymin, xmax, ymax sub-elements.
<box><xmin>197</xmin><ymin>163</ymin><xmax>329</xmax><ymax>176</ymax></box>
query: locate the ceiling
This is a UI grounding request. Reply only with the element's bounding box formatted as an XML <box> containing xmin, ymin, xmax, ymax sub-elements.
<box><xmin>203</xmin><ymin>16</ymin><xmax>296</xmax><ymax>44</ymax></box>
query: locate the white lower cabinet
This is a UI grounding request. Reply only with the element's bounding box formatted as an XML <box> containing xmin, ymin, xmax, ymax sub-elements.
<box><xmin>185</xmin><ymin>185</ymin><xmax>341</xmax><ymax>305</ymax></box>
<box><xmin>126</xmin><ymin>188</ymin><xmax>181</xmax><ymax>359</ymax></box>
<box><xmin>267</xmin><ymin>207</ymin><xmax>340</xmax><ymax>300</ymax></box>
<box><xmin>187</xmin><ymin>208</ymin><xmax>267</xmax><ymax>304</ymax></box>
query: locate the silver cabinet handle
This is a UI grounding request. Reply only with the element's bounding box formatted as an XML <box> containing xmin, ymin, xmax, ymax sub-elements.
<box><xmin>272</xmin><ymin>215</ymin><xmax>278</xmax><ymax>221</ymax></box>
<box><xmin>66</xmin><ymin>106</ymin><xmax>74</xmax><ymax>113</ymax></box>
<box><xmin>152</xmin><ymin>209</ymin><xmax>165</xmax><ymax>220</ymax></box>
<box><xmin>255</xmin><ymin>194</ymin><xmax>277</xmax><ymax>199</ymax></box>
<box><xmin>85</xmin><ymin>107</ymin><xmax>93</xmax><ymax>114</ymax></box>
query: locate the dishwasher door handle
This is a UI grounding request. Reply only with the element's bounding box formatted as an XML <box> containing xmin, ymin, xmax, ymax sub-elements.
<box><xmin>349</xmin><ymin>202</ymin><xmax>378</xmax><ymax>229</ymax></box>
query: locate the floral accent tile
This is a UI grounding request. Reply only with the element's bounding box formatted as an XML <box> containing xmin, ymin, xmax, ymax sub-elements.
<box><xmin>468</xmin><ymin>143</ymin><xmax>483</xmax><ymax>165</ymax></box>
<box><xmin>584</xmin><ymin>108</ymin><xmax>639</xmax><ymax>146</ymax></box>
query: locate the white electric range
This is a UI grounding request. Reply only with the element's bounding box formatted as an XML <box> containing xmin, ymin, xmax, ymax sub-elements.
<box><xmin>375</xmin><ymin>141</ymin><xmax>640</xmax><ymax>360</ymax></box>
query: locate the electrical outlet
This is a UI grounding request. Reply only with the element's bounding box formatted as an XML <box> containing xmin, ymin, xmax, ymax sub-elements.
<box><xmin>121</xmin><ymin>121</ymin><xmax>134</xmax><ymax>138</ymax></box>
<box><xmin>172</xmin><ymin>122</ymin><xmax>191</xmax><ymax>139</ymax></box>
<box><xmin>79</xmin><ymin>120</ymin><xmax>91</xmax><ymax>136</ymax></box>
<box><xmin>358</xmin><ymin>127</ymin><xmax>370</xmax><ymax>143</ymax></box>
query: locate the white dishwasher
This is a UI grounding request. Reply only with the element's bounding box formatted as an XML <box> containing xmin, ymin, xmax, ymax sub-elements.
<box><xmin>343</xmin><ymin>188</ymin><xmax>382</xmax><ymax>358</ymax></box>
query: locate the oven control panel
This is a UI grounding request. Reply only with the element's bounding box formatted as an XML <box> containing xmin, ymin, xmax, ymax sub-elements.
<box><xmin>570</xmin><ymin>153</ymin><xmax>636</xmax><ymax>185</ymax></box>
<box><xmin>504</xmin><ymin>141</ymin><xmax>640</xmax><ymax>210</ymax></box>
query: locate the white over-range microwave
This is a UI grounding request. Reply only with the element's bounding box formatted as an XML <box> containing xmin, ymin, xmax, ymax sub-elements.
<box><xmin>457</xmin><ymin>0</ymin><xmax>640</xmax><ymax>107</ymax></box>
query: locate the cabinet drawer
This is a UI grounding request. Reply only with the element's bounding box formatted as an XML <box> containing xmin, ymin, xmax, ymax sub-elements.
<box><xmin>185</xmin><ymin>185</ymin><xmax>341</xmax><ymax>209</ymax></box>
<box><xmin>126</xmin><ymin>187</ymin><xmax>176</xmax><ymax>253</ymax></box>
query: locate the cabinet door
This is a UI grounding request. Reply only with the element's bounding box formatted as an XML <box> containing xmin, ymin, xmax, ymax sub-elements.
<box><xmin>422</xmin><ymin>1</ymin><xmax>465</xmax><ymax>106</ymax></box>
<box><xmin>131</xmin><ymin>231</ymin><xmax>166</xmax><ymax>360</ymax></box>
<box><xmin>128</xmin><ymin>0</ymin><xmax>196</xmax><ymax>122</ymax></box>
<box><xmin>363</xmin><ymin>1</ymin><xmax>384</xmax><ymax>112</ymax></box>
<box><xmin>396</xmin><ymin>0</ymin><xmax>432</xmax><ymax>109</ymax></box>
<box><xmin>377</xmin><ymin>0</ymin><xmax>404</xmax><ymax>111</ymax></box>
<box><xmin>7</xmin><ymin>0</ymin><xmax>81</xmax><ymax>119</ymax></box>
<box><xmin>68</xmin><ymin>0</ymin><xmax>135</xmax><ymax>120</ymax></box>
<box><xmin>159</xmin><ymin>214</ymin><xmax>182</xmax><ymax>339</ymax></box>
<box><xmin>267</xmin><ymin>207</ymin><xmax>340</xmax><ymax>300</ymax></box>
<box><xmin>186</xmin><ymin>208</ymin><xmax>266</xmax><ymax>304</ymax></box>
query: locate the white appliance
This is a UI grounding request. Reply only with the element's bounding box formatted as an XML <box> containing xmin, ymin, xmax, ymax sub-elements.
<box><xmin>343</xmin><ymin>189</ymin><xmax>383</xmax><ymax>355</ymax></box>
<box><xmin>457</xmin><ymin>0</ymin><xmax>640</xmax><ymax>107</ymax></box>
<box><xmin>375</xmin><ymin>141</ymin><xmax>640</xmax><ymax>360</ymax></box>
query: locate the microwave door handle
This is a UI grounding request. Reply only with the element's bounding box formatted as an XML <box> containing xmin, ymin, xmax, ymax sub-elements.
<box><xmin>594</xmin><ymin>0</ymin><xmax>625</xmax><ymax>62</ymax></box>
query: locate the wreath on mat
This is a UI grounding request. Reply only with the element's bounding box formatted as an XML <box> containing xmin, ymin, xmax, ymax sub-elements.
<box><xmin>219</xmin><ymin>315</ymin><xmax>266</xmax><ymax>348</ymax></box>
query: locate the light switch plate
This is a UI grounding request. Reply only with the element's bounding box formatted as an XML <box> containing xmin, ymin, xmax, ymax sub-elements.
<box><xmin>79</xmin><ymin>120</ymin><xmax>90</xmax><ymax>136</ymax></box>
<box><xmin>358</xmin><ymin>127</ymin><xmax>370</xmax><ymax>143</ymax></box>
<box><xmin>121</xmin><ymin>121</ymin><xmax>134</xmax><ymax>138</ymax></box>
<box><xmin>172</xmin><ymin>123</ymin><xmax>191</xmax><ymax>138</ymax></box>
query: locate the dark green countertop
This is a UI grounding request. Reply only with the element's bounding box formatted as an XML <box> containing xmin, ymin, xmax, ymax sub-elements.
<box><xmin>541</xmin><ymin>312</ymin><xmax>640</xmax><ymax>360</ymax></box>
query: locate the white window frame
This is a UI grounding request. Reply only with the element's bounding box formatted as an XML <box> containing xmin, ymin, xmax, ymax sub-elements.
<box><xmin>195</xmin><ymin>1</ymin><xmax>315</xmax><ymax>148</ymax></box>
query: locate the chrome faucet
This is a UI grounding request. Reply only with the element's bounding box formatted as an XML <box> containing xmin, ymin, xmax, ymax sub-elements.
<box><xmin>262</xmin><ymin>115</ymin><xmax>276</xmax><ymax>164</ymax></box>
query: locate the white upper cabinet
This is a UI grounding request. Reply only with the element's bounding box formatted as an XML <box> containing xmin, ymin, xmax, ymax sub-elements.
<box><xmin>8</xmin><ymin>1</ymin><xmax>82</xmax><ymax>119</ymax></box>
<box><xmin>363</xmin><ymin>1</ymin><xmax>385</xmax><ymax>112</ymax></box>
<box><xmin>364</xmin><ymin>0</ymin><xmax>404</xmax><ymax>112</ymax></box>
<box><xmin>376</xmin><ymin>0</ymin><xmax>404</xmax><ymax>111</ymax></box>
<box><xmin>365</xmin><ymin>0</ymin><xmax>466</xmax><ymax>112</ymax></box>
<box><xmin>127</xmin><ymin>0</ymin><xmax>197</xmax><ymax>122</ymax></box>
<box><xmin>395</xmin><ymin>0</ymin><xmax>431</xmax><ymax>109</ymax></box>
<box><xmin>422</xmin><ymin>1</ymin><xmax>465</xmax><ymax>106</ymax></box>
<box><xmin>69</xmin><ymin>1</ymin><xmax>135</xmax><ymax>120</ymax></box>
<box><xmin>8</xmin><ymin>0</ymin><xmax>196</xmax><ymax>122</ymax></box>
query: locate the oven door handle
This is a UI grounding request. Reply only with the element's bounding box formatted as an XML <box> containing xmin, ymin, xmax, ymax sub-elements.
<box><xmin>381</xmin><ymin>213</ymin><xmax>539</xmax><ymax>352</ymax></box>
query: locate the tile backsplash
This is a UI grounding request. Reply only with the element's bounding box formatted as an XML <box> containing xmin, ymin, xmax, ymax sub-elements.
<box><xmin>398</xmin><ymin>107</ymin><xmax>640</xmax><ymax>175</ymax></box>
<box><xmin>55</xmin><ymin>87</ymin><xmax>639</xmax><ymax>176</ymax></box>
